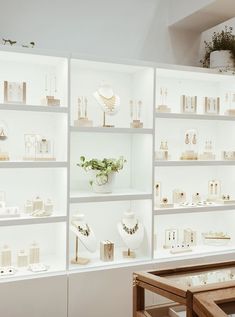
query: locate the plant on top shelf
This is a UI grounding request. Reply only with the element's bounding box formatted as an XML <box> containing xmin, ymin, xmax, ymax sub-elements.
<box><xmin>200</xmin><ymin>26</ymin><xmax>235</xmax><ymax>71</ymax></box>
<box><xmin>78</xmin><ymin>156</ymin><xmax>126</xmax><ymax>193</ymax></box>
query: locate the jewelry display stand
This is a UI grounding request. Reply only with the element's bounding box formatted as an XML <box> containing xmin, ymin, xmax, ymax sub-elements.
<box><xmin>70</xmin><ymin>214</ymin><xmax>97</xmax><ymax>265</ymax></box>
<box><xmin>181</xmin><ymin>129</ymin><xmax>198</xmax><ymax>160</ymax></box>
<box><xmin>225</xmin><ymin>91</ymin><xmax>235</xmax><ymax>115</ymax></box>
<box><xmin>156</xmin><ymin>87</ymin><xmax>171</xmax><ymax>113</ymax></box>
<box><xmin>0</xmin><ymin>121</ymin><xmax>9</xmax><ymax>161</ymax></box>
<box><xmin>41</xmin><ymin>74</ymin><xmax>60</xmax><ymax>106</ymax></box>
<box><xmin>129</xmin><ymin>100</ymin><xmax>143</xmax><ymax>128</ymax></box>
<box><xmin>93</xmin><ymin>83</ymin><xmax>120</xmax><ymax>127</ymax></box>
<box><xmin>117</xmin><ymin>210</ymin><xmax>144</xmax><ymax>259</ymax></box>
<box><xmin>74</xmin><ymin>97</ymin><xmax>93</xmax><ymax>127</ymax></box>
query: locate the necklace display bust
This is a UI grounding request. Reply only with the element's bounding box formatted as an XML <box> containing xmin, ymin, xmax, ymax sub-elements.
<box><xmin>117</xmin><ymin>210</ymin><xmax>144</xmax><ymax>258</ymax></box>
<box><xmin>70</xmin><ymin>213</ymin><xmax>97</xmax><ymax>256</ymax></box>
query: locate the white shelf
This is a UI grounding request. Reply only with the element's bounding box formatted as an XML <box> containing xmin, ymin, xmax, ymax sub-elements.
<box><xmin>0</xmin><ymin>161</ymin><xmax>68</xmax><ymax>168</ymax></box>
<box><xmin>0</xmin><ymin>103</ymin><xmax>68</xmax><ymax>113</ymax></box>
<box><xmin>0</xmin><ymin>255</ymin><xmax>66</xmax><ymax>283</ymax></box>
<box><xmin>155</xmin><ymin>160</ymin><xmax>235</xmax><ymax>167</ymax></box>
<box><xmin>0</xmin><ymin>215</ymin><xmax>67</xmax><ymax>227</ymax></box>
<box><xmin>154</xmin><ymin>204</ymin><xmax>235</xmax><ymax>215</ymax></box>
<box><xmin>69</xmin><ymin>248</ymin><xmax>151</xmax><ymax>272</ymax></box>
<box><xmin>70</xmin><ymin>189</ymin><xmax>152</xmax><ymax>203</ymax></box>
<box><xmin>70</xmin><ymin>126</ymin><xmax>153</xmax><ymax>134</ymax></box>
<box><xmin>155</xmin><ymin>112</ymin><xmax>235</xmax><ymax>121</ymax></box>
<box><xmin>154</xmin><ymin>245</ymin><xmax>235</xmax><ymax>262</ymax></box>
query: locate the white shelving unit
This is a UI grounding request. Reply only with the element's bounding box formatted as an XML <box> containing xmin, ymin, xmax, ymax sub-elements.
<box><xmin>0</xmin><ymin>48</ymin><xmax>68</xmax><ymax>280</ymax></box>
<box><xmin>154</xmin><ymin>66</ymin><xmax>235</xmax><ymax>262</ymax></box>
<box><xmin>1</xmin><ymin>46</ymin><xmax>235</xmax><ymax>282</ymax></box>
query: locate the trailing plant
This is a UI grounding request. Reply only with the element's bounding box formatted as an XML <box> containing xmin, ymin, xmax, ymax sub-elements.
<box><xmin>78</xmin><ymin>156</ymin><xmax>126</xmax><ymax>186</ymax></box>
<box><xmin>200</xmin><ymin>26</ymin><xmax>235</xmax><ymax>68</ymax></box>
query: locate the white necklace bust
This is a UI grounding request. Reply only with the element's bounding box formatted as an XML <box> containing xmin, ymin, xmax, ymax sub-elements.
<box><xmin>117</xmin><ymin>210</ymin><xmax>144</xmax><ymax>250</ymax></box>
<box><xmin>70</xmin><ymin>213</ymin><xmax>97</xmax><ymax>253</ymax></box>
<box><xmin>93</xmin><ymin>82</ymin><xmax>120</xmax><ymax>116</ymax></box>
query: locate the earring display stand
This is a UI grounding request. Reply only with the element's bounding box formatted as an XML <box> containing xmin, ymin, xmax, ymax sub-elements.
<box><xmin>71</xmin><ymin>236</ymin><xmax>90</xmax><ymax>265</ymax></box>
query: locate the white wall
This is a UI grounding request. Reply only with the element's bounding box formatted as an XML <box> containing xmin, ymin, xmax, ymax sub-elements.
<box><xmin>0</xmin><ymin>0</ymin><xmax>203</xmax><ymax>66</ymax></box>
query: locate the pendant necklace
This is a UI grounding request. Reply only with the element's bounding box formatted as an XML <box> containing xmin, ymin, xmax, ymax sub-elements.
<box><xmin>98</xmin><ymin>93</ymin><xmax>116</xmax><ymax>113</ymax></box>
<box><xmin>122</xmin><ymin>221</ymin><xmax>139</xmax><ymax>235</ymax></box>
<box><xmin>77</xmin><ymin>223</ymin><xmax>91</xmax><ymax>237</ymax></box>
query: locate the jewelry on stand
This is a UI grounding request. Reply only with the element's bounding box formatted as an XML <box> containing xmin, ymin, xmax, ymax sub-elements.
<box><xmin>74</xmin><ymin>96</ymin><xmax>93</xmax><ymax>127</ymax></box>
<box><xmin>0</xmin><ymin>122</ymin><xmax>9</xmax><ymax>161</ymax></box>
<box><xmin>100</xmin><ymin>241</ymin><xmax>114</xmax><ymax>262</ymax></box>
<box><xmin>199</xmin><ymin>139</ymin><xmax>215</xmax><ymax>160</ymax></box>
<box><xmin>225</xmin><ymin>91</ymin><xmax>235</xmax><ymax>116</ymax></box>
<box><xmin>41</xmin><ymin>73</ymin><xmax>60</xmax><ymax>106</ymax></box>
<box><xmin>181</xmin><ymin>95</ymin><xmax>197</xmax><ymax>113</ymax></box>
<box><xmin>77</xmin><ymin>223</ymin><xmax>90</xmax><ymax>237</ymax></box>
<box><xmin>181</xmin><ymin>129</ymin><xmax>198</xmax><ymax>160</ymax></box>
<box><xmin>122</xmin><ymin>221</ymin><xmax>139</xmax><ymax>235</ymax></box>
<box><xmin>155</xmin><ymin>140</ymin><xmax>169</xmax><ymax>161</ymax></box>
<box><xmin>204</xmin><ymin>97</ymin><xmax>220</xmax><ymax>115</ymax></box>
<box><xmin>130</xmin><ymin>100</ymin><xmax>143</xmax><ymax>128</ymax></box>
<box><xmin>156</xmin><ymin>87</ymin><xmax>171</xmax><ymax>113</ymax></box>
<box><xmin>23</xmin><ymin>134</ymin><xmax>55</xmax><ymax>161</ymax></box>
<box><xmin>94</xmin><ymin>83</ymin><xmax>120</xmax><ymax>127</ymax></box>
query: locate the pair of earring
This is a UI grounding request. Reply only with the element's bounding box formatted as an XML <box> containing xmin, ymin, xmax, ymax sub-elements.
<box><xmin>185</xmin><ymin>133</ymin><xmax>196</xmax><ymax>145</ymax></box>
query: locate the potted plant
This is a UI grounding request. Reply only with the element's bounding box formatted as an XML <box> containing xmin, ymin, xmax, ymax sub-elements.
<box><xmin>201</xmin><ymin>26</ymin><xmax>235</xmax><ymax>70</ymax></box>
<box><xmin>78</xmin><ymin>156</ymin><xmax>126</xmax><ymax>193</ymax></box>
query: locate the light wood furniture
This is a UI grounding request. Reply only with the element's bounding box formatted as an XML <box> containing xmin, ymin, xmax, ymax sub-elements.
<box><xmin>133</xmin><ymin>260</ymin><xmax>235</xmax><ymax>317</ymax></box>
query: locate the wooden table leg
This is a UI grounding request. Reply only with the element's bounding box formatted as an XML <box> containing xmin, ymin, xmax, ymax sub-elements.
<box><xmin>133</xmin><ymin>274</ymin><xmax>145</xmax><ymax>317</ymax></box>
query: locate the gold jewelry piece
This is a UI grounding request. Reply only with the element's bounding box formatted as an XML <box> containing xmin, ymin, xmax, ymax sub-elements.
<box><xmin>162</xmin><ymin>197</ymin><xmax>168</xmax><ymax>204</ymax></box>
<box><xmin>122</xmin><ymin>221</ymin><xmax>139</xmax><ymax>235</ymax></box>
<box><xmin>99</xmin><ymin>93</ymin><xmax>116</xmax><ymax>112</ymax></box>
<box><xmin>192</xmin><ymin>134</ymin><xmax>197</xmax><ymax>144</ymax></box>
<box><xmin>77</xmin><ymin>224</ymin><xmax>90</xmax><ymax>237</ymax></box>
<box><xmin>185</xmin><ymin>133</ymin><xmax>189</xmax><ymax>144</ymax></box>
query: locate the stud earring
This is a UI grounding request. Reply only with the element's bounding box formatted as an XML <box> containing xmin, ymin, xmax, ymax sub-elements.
<box><xmin>185</xmin><ymin>134</ymin><xmax>189</xmax><ymax>144</ymax></box>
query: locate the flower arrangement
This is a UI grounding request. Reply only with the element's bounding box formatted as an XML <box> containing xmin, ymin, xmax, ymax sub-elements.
<box><xmin>200</xmin><ymin>26</ymin><xmax>235</xmax><ymax>68</ymax></box>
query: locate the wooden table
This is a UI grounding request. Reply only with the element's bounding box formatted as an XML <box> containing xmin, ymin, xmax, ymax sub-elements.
<box><xmin>133</xmin><ymin>260</ymin><xmax>235</xmax><ymax>317</ymax></box>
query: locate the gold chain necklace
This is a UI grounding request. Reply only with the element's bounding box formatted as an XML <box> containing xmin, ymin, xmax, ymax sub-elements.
<box><xmin>77</xmin><ymin>223</ymin><xmax>90</xmax><ymax>237</ymax></box>
<box><xmin>99</xmin><ymin>93</ymin><xmax>116</xmax><ymax>112</ymax></box>
<box><xmin>122</xmin><ymin>221</ymin><xmax>139</xmax><ymax>235</ymax></box>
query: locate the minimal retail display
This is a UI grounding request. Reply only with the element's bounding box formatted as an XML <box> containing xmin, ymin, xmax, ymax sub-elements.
<box><xmin>0</xmin><ymin>192</ymin><xmax>20</xmax><ymax>218</ymax></box>
<box><xmin>222</xmin><ymin>151</ymin><xmax>235</xmax><ymax>160</ymax></box>
<box><xmin>93</xmin><ymin>82</ymin><xmax>120</xmax><ymax>127</ymax></box>
<box><xmin>204</xmin><ymin>97</ymin><xmax>220</xmax><ymax>114</ymax></box>
<box><xmin>156</xmin><ymin>87</ymin><xmax>171</xmax><ymax>113</ymax></box>
<box><xmin>23</xmin><ymin>134</ymin><xmax>55</xmax><ymax>161</ymax></box>
<box><xmin>29</xmin><ymin>242</ymin><xmax>40</xmax><ymax>264</ymax></box>
<box><xmin>208</xmin><ymin>180</ymin><xmax>221</xmax><ymax>201</ymax></box>
<box><xmin>41</xmin><ymin>74</ymin><xmax>60</xmax><ymax>106</ymax></box>
<box><xmin>129</xmin><ymin>100</ymin><xmax>143</xmax><ymax>128</ymax></box>
<box><xmin>0</xmin><ymin>245</ymin><xmax>12</xmax><ymax>266</ymax></box>
<box><xmin>225</xmin><ymin>91</ymin><xmax>235</xmax><ymax>115</ymax></box>
<box><xmin>199</xmin><ymin>140</ymin><xmax>215</xmax><ymax>160</ymax></box>
<box><xmin>70</xmin><ymin>213</ymin><xmax>97</xmax><ymax>265</ymax></box>
<box><xmin>181</xmin><ymin>95</ymin><xmax>197</xmax><ymax>113</ymax></box>
<box><xmin>74</xmin><ymin>97</ymin><xmax>93</xmax><ymax>127</ymax></box>
<box><xmin>4</xmin><ymin>81</ymin><xmax>26</xmax><ymax>104</ymax></box>
<box><xmin>100</xmin><ymin>241</ymin><xmax>114</xmax><ymax>262</ymax></box>
<box><xmin>17</xmin><ymin>249</ymin><xmax>28</xmax><ymax>267</ymax></box>
<box><xmin>117</xmin><ymin>210</ymin><xmax>144</xmax><ymax>258</ymax></box>
<box><xmin>155</xmin><ymin>140</ymin><xmax>169</xmax><ymax>161</ymax></box>
<box><xmin>164</xmin><ymin>227</ymin><xmax>196</xmax><ymax>253</ymax></box>
<box><xmin>202</xmin><ymin>232</ymin><xmax>231</xmax><ymax>246</ymax></box>
<box><xmin>180</xmin><ymin>129</ymin><xmax>198</xmax><ymax>160</ymax></box>
<box><xmin>0</xmin><ymin>121</ymin><xmax>9</xmax><ymax>161</ymax></box>
<box><xmin>24</xmin><ymin>197</ymin><xmax>54</xmax><ymax>217</ymax></box>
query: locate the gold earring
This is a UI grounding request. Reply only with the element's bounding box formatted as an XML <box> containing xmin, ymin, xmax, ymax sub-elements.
<box><xmin>192</xmin><ymin>134</ymin><xmax>196</xmax><ymax>144</ymax></box>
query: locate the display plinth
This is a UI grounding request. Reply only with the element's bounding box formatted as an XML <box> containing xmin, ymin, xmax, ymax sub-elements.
<box><xmin>123</xmin><ymin>248</ymin><xmax>135</xmax><ymax>258</ymax></box>
<box><xmin>71</xmin><ymin>236</ymin><xmax>90</xmax><ymax>265</ymax></box>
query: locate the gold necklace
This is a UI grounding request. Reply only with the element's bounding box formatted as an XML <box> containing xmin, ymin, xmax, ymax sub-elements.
<box><xmin>122</xmin><ymin>221</ymin><xmax>139</xmax><ymax>235</ymax></box>
<box><xmin>98</xmin><ymin>93</ymin><xmax>116</xmax><ymax>112</ymax></box>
